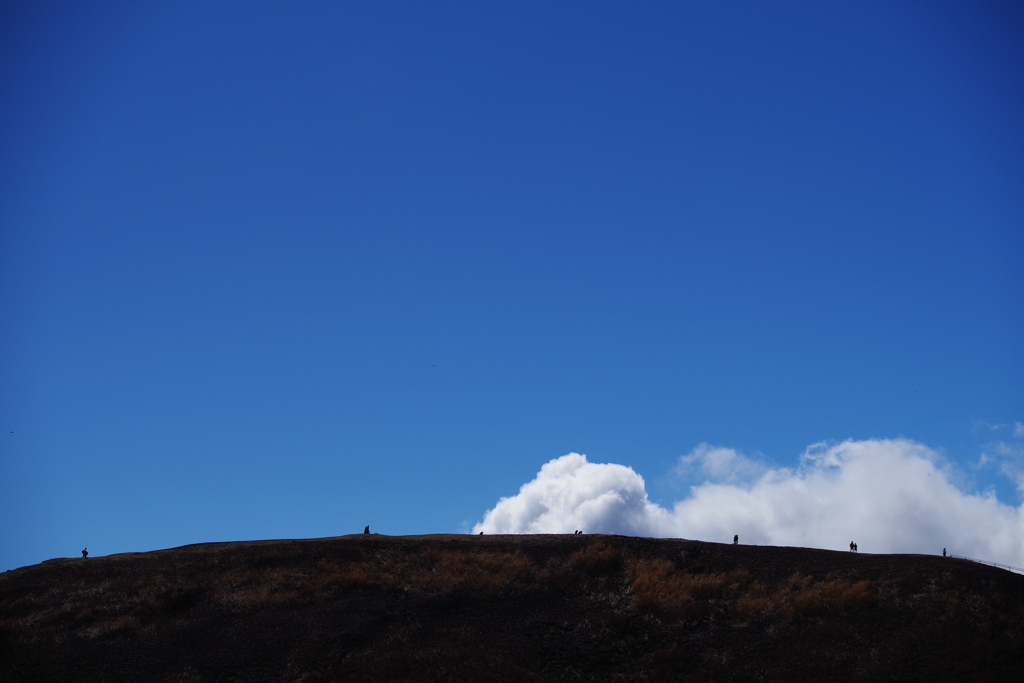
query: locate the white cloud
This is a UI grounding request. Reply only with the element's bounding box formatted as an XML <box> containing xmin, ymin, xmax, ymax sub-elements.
<box><xmin>473</xmin><ymin>439</ymin><xmax>1024</xmax><ymax>567</ymax></box>
<box><xmin>979</xmin><ymin>425</ymin><xmax>1024</xmax><ymax>496</ymax></box>
<box><xmin>472</xmin><ymin>453</ymin><xmax>671</xmax><ymax>537</ymax></box>
<box><xmin>673</xmin><ymin>443</ymin><xmax>767</xmax><ymax>484</ymax></box>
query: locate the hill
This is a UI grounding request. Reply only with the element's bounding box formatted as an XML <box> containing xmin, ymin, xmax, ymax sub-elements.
<box><xmin>2</xmin><ymin>534</ymin><xmax>1022</xmax><ymax>682</ymax></box>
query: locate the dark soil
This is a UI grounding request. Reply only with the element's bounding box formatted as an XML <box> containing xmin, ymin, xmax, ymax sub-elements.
<box><xmin>2</xmin><ymin>534</ymin><xmax>1022</xmax><ymax>682</ymax></box>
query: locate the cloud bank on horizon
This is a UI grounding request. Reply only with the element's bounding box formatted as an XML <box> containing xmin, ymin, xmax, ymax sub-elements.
<box><xmin>473</xmin><ymin>436</ymin><xmax>1024</xmax><ymax>567</ymax></box>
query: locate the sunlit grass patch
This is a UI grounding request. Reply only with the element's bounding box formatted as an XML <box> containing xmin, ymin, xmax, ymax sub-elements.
<box><xmin>627</xmin><ymin>560</ymin><xmax>875</xmax><ymax>624</ymax></box>
<box><xmin>628</xmin><ymin>559</ymin><xmax>753</xmax><ymax>621</ymax></box>
<box><xmin>570</xmin><ymin>543</ymin><xmax>624</xmax><ymax>575</ymax></box>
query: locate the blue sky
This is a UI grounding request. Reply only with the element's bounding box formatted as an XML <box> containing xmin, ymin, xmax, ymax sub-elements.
<box><xmin>1</xmin><ymin>1</ymin><xmax>1022</xmax><ymax>572</ymax></box>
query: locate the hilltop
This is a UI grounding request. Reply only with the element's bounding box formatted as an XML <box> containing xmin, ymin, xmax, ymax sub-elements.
<box><xmin>2</xmin><ymin>534</ymin><xmax>1022</xmax><ymax>682</ymax></box>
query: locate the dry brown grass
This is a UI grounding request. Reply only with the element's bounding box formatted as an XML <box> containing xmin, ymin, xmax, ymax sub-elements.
<box><xmin>2</xmin><ymin>540</ymin><xmax>954</xmax><ymax>643</ymax></box>
<box><xmin>205</xmin><ymin>549</ymin><xmax>543</xmax><ymax>608</ymax></box>
<box><xmin>628</xmin><ymin>559</ymin><xmax>753</xmax><ymax>621</ymax></box>
<box><xmin>627</xmin><ymin>559</ymin><xmax>875</xmax><ymax>624</ymax></box>
<box><xmin>2</xmin><ymin>544</ymin><xmax>884</xmax><ymax>634</ymax></box>
<box><xmin>570</xmin><ymin>543</ymin><xmax>624</xmax><ymax>575</ymax></box>
<box><xmin>781</xmin><ymin>576</ymin><xmax>875</xmax><ymax>620</ymax></box>
<box><xmin>424</xmin><ymin>549</ymin><xmax>538</xmax><ymax>591</ymax></box>
<box><xmin>87</xmin><ymin>615</ymin><xmax>141</xmax><ymax>637</ymax></box>
<box><xmin>5</xmin><ymin>536</ymin><xmax>1020</xmax><ymax>683</ymax></box>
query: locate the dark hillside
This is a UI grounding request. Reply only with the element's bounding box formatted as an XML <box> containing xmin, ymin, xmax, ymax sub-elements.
<box><xmin>2</xmin><ymin>534</ymin><xmax>1022</xmax><ymax>682</ymax></box>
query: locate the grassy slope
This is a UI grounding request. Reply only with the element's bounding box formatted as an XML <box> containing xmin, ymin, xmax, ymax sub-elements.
<box><xmin>2</xmin><ymin>534</ymin><xmax>1023</xmax><ymax>682</ymax></box>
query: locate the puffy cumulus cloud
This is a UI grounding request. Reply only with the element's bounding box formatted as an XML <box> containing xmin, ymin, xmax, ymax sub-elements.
<box><xmin>473</xmin><ymin>439</ymin><xmax>1024</xmax><ymax>567</ymax></box>
<box><xmin>671</xmin><ymin>439</ymin><xmax>1024</xmax><ymax>564</ymax></box>
<box><xmin>473</xmin><ymin>453</ymin><xmax>671</xmax><ymax>536</ymax></box>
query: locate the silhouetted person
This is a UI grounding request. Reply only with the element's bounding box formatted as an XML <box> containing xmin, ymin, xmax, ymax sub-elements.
<box><xmin>850</xmin><ymin>541</ymin><xmax>855</xmax><ymax>552</ymax></box>
<box><xmin>943</xmin><ymin>548</ymin><xmax>947</xmax><ymax>557</ymax></box>
<box><xmin>363</xmin><ymin>525</ymin><xmax>369</xmax><ymax>535</ymax></box>
<box><xmin>479</xmin><ymin>531</ymin><xmax>483</xmax><ymax>535</ymax></box>
<box><xmin>81</xmin><ymin>548</ymin><xmax>88</xmax><ymax>558</ymax></box>
<box><xmin>733</xmin><ymin>535</ymin><xmax>738</xmax><ymax>545</ymax></box>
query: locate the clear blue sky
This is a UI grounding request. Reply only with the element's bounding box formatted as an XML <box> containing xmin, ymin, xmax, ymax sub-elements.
<box><xmin>1</xmin><ymin>1</ymin><xmax>1021</xmax><ymax>571</ymax></box>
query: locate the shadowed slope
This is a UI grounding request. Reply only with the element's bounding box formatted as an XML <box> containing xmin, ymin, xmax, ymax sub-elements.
<box><xmin>2</xmin><ymin>534</ymin><xmax>1022</xmax><ymax>682</ymax></box>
